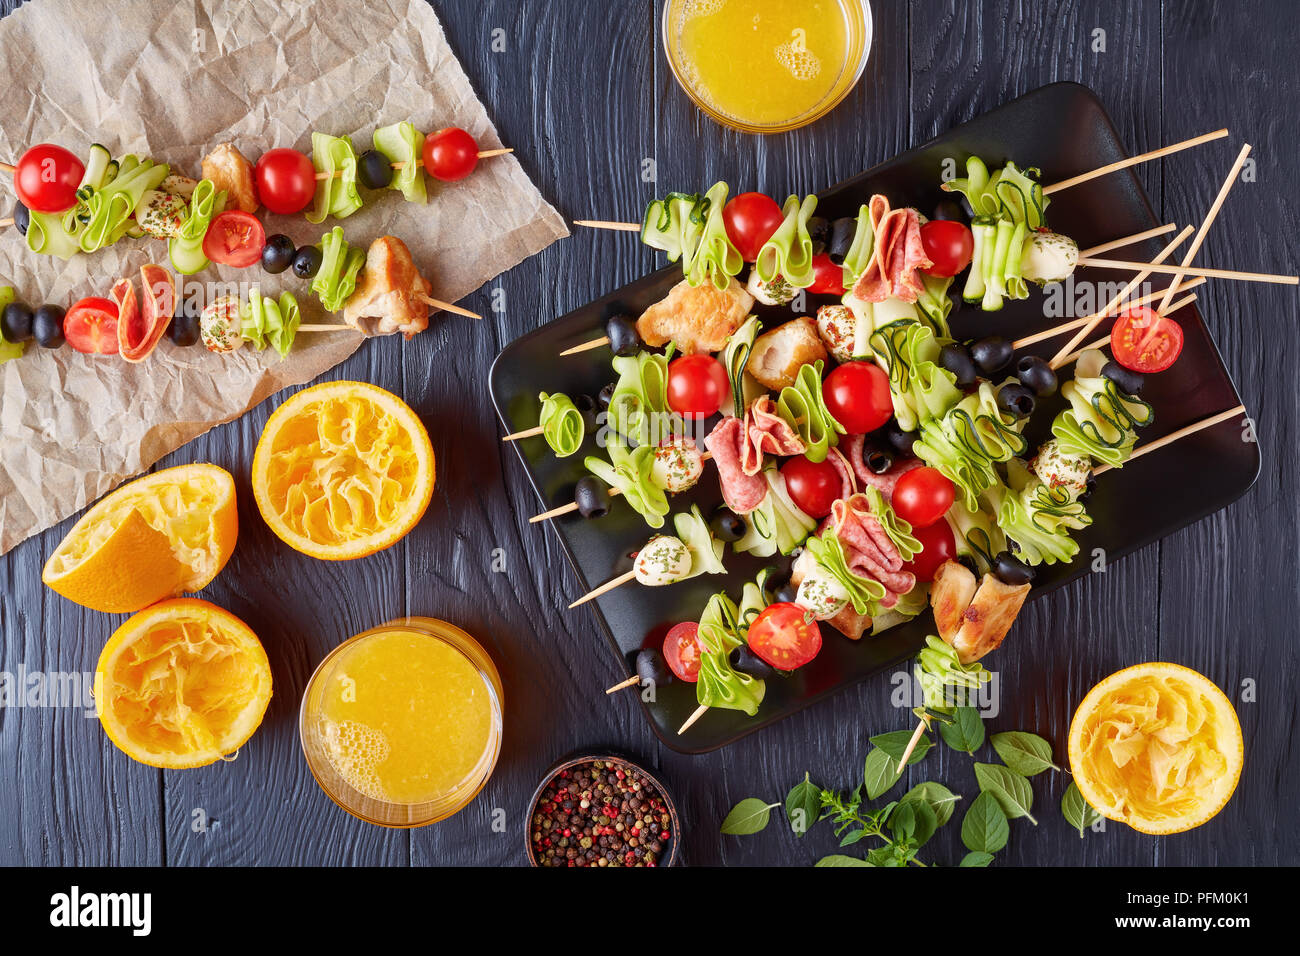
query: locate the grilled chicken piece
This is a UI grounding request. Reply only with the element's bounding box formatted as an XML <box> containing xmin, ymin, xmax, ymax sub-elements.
<box><xmin>929</xmin><ymin>559</ymin><xmax>1030</xmax><ymax>664</ymax></box>
<box><xmin>342</xmin><ymin>236</ymin><xmax>432</xmax><ymax>338</ymax></box>
<box><xmin>931</xmin><ymin>560</ymin><xmax>979</xmax><ymax>642</ymax></box>
<box><xmin>201</xmin><ymin>143</ymin><xmax>259</xmax><ymax>213</ymax></box>
<box><xmin>746</xmin><ymin>317</ymin><xmax>828</xmax><ymax>391</ymax></box>
<box><xmin>636</xmin><ymin>277</ymin><xmax>753</xmax><ymax>355</ymax></box>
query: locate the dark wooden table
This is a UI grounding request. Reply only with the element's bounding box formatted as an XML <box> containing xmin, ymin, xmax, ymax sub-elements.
<box><xmin>2</xmin><ymin>0</ymin><xmax>1295</xmax><ymax>867</ymax></box>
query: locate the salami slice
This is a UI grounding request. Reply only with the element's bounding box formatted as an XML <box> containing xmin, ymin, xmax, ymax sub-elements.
<box><xmin>740</xmin><ymin>396</ymin><xmax>806</xmax><ymax>475</ymax></box>
<box><xmin>849</xmin><ymin>195</ymin><xmax>932</xmax><ymax>303</ymax></box>
<box><xmin>829</xmin><ymin>494</ymin><xmax>915</xmax><ymax>596</ymax></box>
<box><xmin>825</xmin><ymin>445</ymin><xmax>858</xmax><ymax>500</ymax></box>
<box><xmin>706</xmin><ymin>417</ymin><xmax>767</xmax><ymax>514</ymax></box>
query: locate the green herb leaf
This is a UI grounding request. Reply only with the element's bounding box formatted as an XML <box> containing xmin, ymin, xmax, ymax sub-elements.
<box><xmin>990</xmin><ymin>731</ymin><xmax>1060</xmax><ymax>776</ymax></box>
<box><xmin>938</xmin><ymin>706</ymin><xmax>985</xmax><ymax>754</ymax></box>
<box><xmin>1061</xmin><ymin>781</ymin><xmax>1103</xmax><ymax>837</ymax></box>
<box><xmin>863</xmin><ymin>747</ymin><xmax>904</xmax><ymax>800</ymax></box>
<box><xmin>720</xmin><ymin>798</ymin><xmax>778</xmax><ymax>835</ymax></box>
<box><xmin>815</xmin><ymin>854</ymin><xmax>872</xmax><ymax>867</ymax></box>
<box><xmin>785</xmin><ymin>773</ymin><xmax>821</xmax><ymax>837</ymax></box>
<box><xmin>973</xmin><ymin>763</ymin><xmax>1038</xmax><ymax>824</ymax></box>
<box><xmin>866</xmin><ymin>845</ymin><xmax>904</xmax><ymax>867</ymax></box>
<box><xmin>839</xmin><ymin>828</ymin><xmax>869</xmax><ymax>847</ymax></box>
<box><xmin>897</xmin><ymin>797</ymin><xmax>939</xmax><ymax>848</ymax></box>
<box><xmin>903</xmin><ymin>781</ymin><xmax>962</xmax><ymax>827</ymax></box>
<box><xmin>869</xmin><ymin>729</ymin><xmax>932</xmax><ymax>765</ymax></box>
<box><xmin>960</xmin><ymin>850</ymin><xmax>995</xmax><ymax>867</ymax></box>
<box><xmin>961</xmin><ymin>790</ymin><xmax>1010</xmax><ymax>853</ymax></box>
<box><xmin>887</xmin><ymin>800</ymin><xmax>916</xmax><ymax>842</ymax></box>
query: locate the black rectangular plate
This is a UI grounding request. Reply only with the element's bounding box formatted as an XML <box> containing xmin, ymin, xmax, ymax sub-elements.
<box><xmin>489</xmin><ymin>82</ymin><xmax>1259</xmax><ymax>754</ymax></box>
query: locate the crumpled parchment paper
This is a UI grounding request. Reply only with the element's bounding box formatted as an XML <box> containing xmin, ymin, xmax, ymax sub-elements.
<box><xmin>0</xmin><ymin>0</ymin><xmax>567</xmax><ymax>555</ymax></box>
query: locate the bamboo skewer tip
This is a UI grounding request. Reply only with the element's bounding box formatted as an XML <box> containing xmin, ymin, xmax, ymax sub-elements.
<box><xmin>678</xmin><ymin>704</ymin><xmax>709</xmax><ymax>735</ymax></box>
<box><xmin>569</xmin><ymin>569</ymin><xmax>636</xmax><ymax>608</ymax></box>
<box><xmin>605</xmin><ymin>675</ymin><xmax>641</xmax><ymax>695</ymax></box>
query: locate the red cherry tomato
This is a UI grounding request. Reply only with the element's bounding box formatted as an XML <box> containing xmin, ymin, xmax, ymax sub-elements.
<box><xmin>822</xmin><ymin>361</ymin><xmax>893</xmax><ymax>434</ymax></box>
<box><xmin>722</xmin><ymin>192</ymin><xmax>785</xmax><ymax>262</ymax></box>
<box><xmin>666</xmin><ymin>354</ymin><xmax>730</xmax><ymax>416</ymax></box>
<box><xmin>202</xmin><ymin>211</ymin><xmax>266</xmax><ymax>268</ymax></box>
<box><xmin>423</xmin><ymin>127</ymin><xmax>479</xmax><ymax>182</ymax></box>
<box><xmin>920</xmin><ymin>220</ymin><xmax>973</xmax><ymax>278</ymax></box>
<box><xmin>663</xmin><ymin>622</ymin><xmax>702</xmax><ymax>682</ymax></box>
<box><xmin>1111</xmin><ymin>305</ymin><xmax>1184</xmax><ymax>373</ymax></box>
<box><xmin>14</xmin><ymin>144</ymin><xmax>85</xmax><ymax>213</ymax></box>
<box><xmin>891</xmin><ymin>466</ymin><xmax>955</xmax><ymax>528</ymax></box>
<box><xmin>808</xmin><ymin>252</ymin><xmax>846</xmax><ymax>295</ymax></box>
<box><xmin>63</xmin><ymin>297</ymin><xmax>119</xmax><ymax>355</ymax></box>
<box><xmin>780</xmin><ymin>455</ymin><xmax>842</xmax><ymax>519</ymax></box>
<box><xmin>254</xmin><ymin>148</ymin><xmax>315</xmax><ymax>215</ymax></box>
<box><xmin>747</xmin><ymin>602</ymin><xmax>822</xmax><ymax>671</ymax></box>
<box><xmin>901</xmin><ymin>520</ymin><xmax>957</xmax><ymax>583</ymax></box>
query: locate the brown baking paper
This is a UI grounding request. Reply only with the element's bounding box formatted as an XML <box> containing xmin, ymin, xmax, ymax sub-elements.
<box><xmin>0</xmin><ymin>0</ymin><xmax>567</xmax><ymax>555</ymax></box>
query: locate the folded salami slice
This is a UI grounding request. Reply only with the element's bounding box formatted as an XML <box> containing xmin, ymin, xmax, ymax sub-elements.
<box><xmin>825</xmin><ymin>445</ymin><xmax>858</xmax><ymax>501</ymax></box>
<box><xmin>740</xmin><ymin>396</ymin><xmax>807</xmax><ymax>475</ymax></box>
<box><xmin>828</xmin><ymin>494</ymin><xmax>915</xmax><ymax>597</ymax></box>
<box><xmin>844</xmin><ymin>434</ymin><xmax>925</xmax><ymax>498</ymax></box>
<box><xmin>706</xmin><ymin>417</ymin><xmax>768</xmax><ymax>514</ymax></box>
<box><xmin>850</xmin><ymin>195</ymin><xmax>932</xmax><ymax>303</ymax></box>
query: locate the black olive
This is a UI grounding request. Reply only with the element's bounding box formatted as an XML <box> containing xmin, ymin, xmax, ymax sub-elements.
<box><xmin>957</xmin><ymin>554</ymin><xmax>979</xmax><ymax>576</ymax></box>
<box><xmin>357</xmin><ymin>149</ymin><xmax>395</xmax><ymax>190</ymax></box>
<box><xmin>931</xmin><ymin>199</ymin><xmax>966</xmax><ymax>222</ymax></box>
<box><xmin>1</xmin><ymin>300</ymin><xmax>34</xmax><ymax>342</ymax></box>
<box><xmin>168</xmin><ymin>309</ymin><xmax>201</xmax><ymax>347</ymax></box>
<box><xmin>938</xmin><ymin>342</ymin><xmax>978</xmax><ymax>387</ymax></box>
<box><xmin>1101</xmin><ymin>361</ymin><xmax>1145</xmax><ymax>397</ymax></box>
<box><xmin>574</xmin><ymin>476</ymin><xmax>610</xmax><ymax>519</ymax></box>
<box><xmin>32</xmin><ymin>305</ymin><xmax>65</xmax><ymax>348</ymax></box>
<box><xmin>828</xmin><ymin>216</ymin><xmax>856</xmax><ymax>265</ymax></box>
<box><xmin>883</xmin><ymin>420</ymin><xmax>917</xmax><ymax>456</ymax></box>
<box><xmin>993</xmin><ymin>550</ymin><xmax>1035</xmax><ymax>586</ymax></box>
<box><xmin>862</xmin><ymin>441</ymin><xmax>894</xmax><ymax>474</ymax></box>
<box><xmin>709</xmin><ymin>506</ymin><xmax>746</xmax><ymax>543</ymax></box>
<box><xmin>635</xmin><ymin>649</ymin><xmax>673</xmax><ymax>686</ymax></box>
<box><xmin>807</xmin><ymin>216</ymin><xmax>830</xmax><ymax>255</ymax></box>
<box><xmin>573</xmin><ymin>393</ymin><xmax>599</xmax><ymax>431</ymax></box>
<box><xmin>597</xmin><ymin>383</ymin><xmax>616</xmax><ymax>409</ymax></box>
<box><xmin>970</xmin><ymin>336</ymin><xmax>1014</xmax><ymax>377</ymax></box>
<box><xmin>12</xmin><ymin>201</ymin><xmax>30</xmax><ymax>237</ymax></box>
<box><xmin>1077</xmin><ymin>472</ymin><xmax>1097</xmax><ymax>504</ymax></box>
<box><xmin>260</xmin><ymin>234</ymin><xmax>296</xmax><ymax>275</ymax></box>
<box><xmin>605</xmin><ymin>314</ymin><xmax>640</xmax><ymax>357</ymax></box>
<box><xmin>729</xmin><ymin>645</ymin><xmax>775</xmax><ymax>680</ymax></box>
<box><xmin>996</xmin><ymin>382</ymin><xmax>1036</xmax><ymax>419</ymax></box>
<box><xmin>292</xmin><ymin>245</ymin><xmax>324</xmax><ymax>279</ymax></box>
<box><xmin>773</xmin><ymin>581</ymin><xmax>800</xmax><ymax>605</ymax></box>
<box><xmin>1015</xmin><ymin>355</ymin><xmax>1058</xmax><ymax>397</ymax></box>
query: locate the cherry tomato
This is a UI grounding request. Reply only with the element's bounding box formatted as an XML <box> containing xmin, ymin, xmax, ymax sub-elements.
<box><xmin>1111</xmin><ymin>305</ymin><xmax>1184</xmax><ymax>373</ymax></box>
<box><xmin>423</xmin><ymin>127</ymin><xmax>479</xmax><ymax>182</ymax></box>
<box><xmin>747</xmin><ymin>602</ymin><xmax>822</xmax><ymax>670</ymax></box>
<box><xmin>891</xmin><ymin>466</ymin><xmax>955</xmax><ymax>528</ymax></box>
<box><xmin>780</xmin><ymin>455</ymin><xmax>842</xmax><ymax>519</ymax></box>
<box><xmin>14</xmin><ymin>144</ymin><xmax>85</xmax><ymax>213</ymax></box>
<box><xmin>920</xmin><ymin>220</ymin><xmax>973</xmax><ymax>277</ymax></box>
<box><xmin>666</xmin><ymin>354</ymin><xmax>730</xmax><ymax>416</ymax></box>
<box><xmin>722</xmin><ymin>192</ymin><xmax>785</xmax><ymax>262</ymax></box>
<box><xmin>900</xmin><ymin>520</ymin><xmax>957</xmax><ymax>583</ymax></box>
<box><xmin>808</xmin><ymin>252</ymin><xmax>846</xmax><ymax>295</ymax></box>
<box><xmin>822</xmin><ymin>361</ymin><xmax>893</xmax><ymax>434</ymax></box>
<box><xmin>202</xmin><ymin>211</ymin><xmax>266</xmax><ymax>268</ymax></box>
<box><xmin>254</xmin><ymin>148</ymin><xmax>316</xmax><ymax>215</ymax></box>
<box><xmin>663</xmin><ymin>622</ymin><xmax>702</xmax><ymax>682</ymax></box>
<box><xmin>62</xmin><ymin>297</ymin><xmax>119</xmax><ymax>355</ymax></box>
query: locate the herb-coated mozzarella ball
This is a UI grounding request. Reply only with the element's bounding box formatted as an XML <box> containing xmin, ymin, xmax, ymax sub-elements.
<box><xmin>746</xmin><ymin>270</ymin><xmax>796</xmax><ymax>306</ymax></box>
<box><xmin>1031</xmin><ymin>439</ymin><xmax>1091</xmax><ymax>497</ymax></box>
<box><xmin>651</xmin><ymin>437</ymin><xmax>705</xmax><ymax>493</ymax></box>
<box><xmin>200</xmin><ymin>296</ymin><xmax>244</xmax><ymax>354</ymax></box>
<box><xmin>1021</xmin><ymin>231</ymin><xmax>1078</xmax><ymax>284</ymax></box>
<box><xmin>815</xmin><ymin>303</ymin><xmax>855</xmax><ymax>363</ymax></box>
<box><xmin>796</xmin><ymin>570</ymin><xmax>850</xmax><ymax>621</ymax></box>
<box><xmin>633</xmin><ymin>535</ymin><xmax>692</xmax><ymax>587</ymax></box>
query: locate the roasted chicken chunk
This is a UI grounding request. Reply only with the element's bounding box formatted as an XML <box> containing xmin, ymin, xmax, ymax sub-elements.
<box><xmin>201</xmin><ymin>143</ymin><xmax>259</xmax><ymax>213</ymax></box>
<box><xmin>342</xmin><ymin>236</ymin><xmax>432</xmax><ymax>339</ymax></box>
<box><xmin>746</xmin><ymin>316</ymin><xmax>828</xmax><ymax>391</ymax></box>
<box><xmin>929</xmin><ymin>559</ymin><xmax>1030</xmax><ymax>663</ymax></box>
<box><xmin>636</xmin><ymin>277</ymin><xmax>753</xmax><ymax>355</ymax></box>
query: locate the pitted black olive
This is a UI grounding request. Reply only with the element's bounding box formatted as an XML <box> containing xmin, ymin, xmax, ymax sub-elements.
<box><xmin>939</xmin><ymin>342</ymin><xmax>979</xmax><ymax>387</ymax></box>
<box><xmin>635</xmin><ymin>649</ymin><xmax>673</xmax><ymax>686</ymax></box>
<box><xmin>709</xmin><ymin>506</ymin><xmax>746</xmax><ymax>543</ymax></box>
<box><xmin>574</xmin><ymin>476</ymin><xmax>610</xmax><ymax>519</ymax></box>
<box><xmin>883</xmin><ymin>420</ymin><xmax>917</xmax><ymax>456</ymax></box>
<box><xmin>1015</xmin><ymin>355</ymin><xmax>1058</xmax><ymax>397</ymax></box>
<box><xmin>807</xmin><ymin>216</ymin><xmax>830</xmax><ymax>255</ymax></box>
<box><xmin>932</xmin><ymin>199</ymin><xmax>966</xmax><ymax>222</ymax></box>
<box><xmin>996</xmin><ymin>382</ymin><xmax>1036</xmax><ymax>419</ymax></box>
<box><xmin>1101</xmin><ymin>361</ymin><xmax>1145</xmax><ymax>397</ymax></box>
<box><xmin>730</xmin><ymin>645</ymin><xmax>776</xmax><ymax>680</ymax></box>
<box><xmin>862</xmin><ymin>441</ymin><xmax>894</xmax><ymax>474</ymax></box>
<box><xmin>773</xmin><ymin>581</ymin><xmax>800</xmax><ymax>605</ymax></box>
<box><xmin>828</xmin><ymin>216</ymin><xmax>857</xmax><ymax>264</ymax></box>
<box><xmin>970</xmin><ymin>336</ymin><xmax>1014</xmax><ymax>377</ymax></box>
<box><xmin>605</xmin><ymin>314</ymin><xmax>641</xmax><ymax>356</ymax></box>
<box><xmin>993</xmin><ymin>550</ymin><xmax>1035</xmax><ymax>586</ymax></box>
<box><xmin>573</xmin><ymin>393</ymin><xmax>599</xmax><ymax>431</ymax></box>
<box><xmin>597</xmin><ymin>382</ymin><xmax>617</xmax><ymax>409</ymax></box>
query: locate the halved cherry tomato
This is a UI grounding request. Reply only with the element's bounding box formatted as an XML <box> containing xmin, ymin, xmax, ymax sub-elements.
<box><xmin>891</xmin><ymin>466</ymin><xmax>955</xmax><ymax>528</ymax></box>
<box><xmin>63</xmin><ymin>297</ymin><xmax>119</xmax><ymax>355</ymax></box>
<box><xmin>423</xmin><ymin>127</ymin><xmax>479</xmax><ymax>182</ymax></box>
<box><xmin>808</xmin><ymin>252</ymin><xmax>846</xmax><ymax>294</ymax></box>
<box><xmin>747</xmin><ymin>602</ymin><xmax>822</xmax><ymax>670</ymax></box>
<box><xmin>822</xmin><ymin>361</ymin><xmax>893</xmax><ymax>434</ymax></box>
<box><xmin>202</xmin><ymin>211</ymin><xmax>266</xmax><ymax>268</ymax></box>
<box><xmin>1111</xmin><ymin>305</ymin><xmax>1184</xmax><ymax>373</ymax></box>
<box><xmin>666</xmin><ymin>354</ymin><xmax>730</xmax><ymax>416</ymax></box>
<box><xmin>255</xmin><ymin>148</ymin><xmax>316</xmax><ymax>215</ymax></box>
<box><xmin>900</xmin><ymin>519</ymin><xmax>957</xmax><ymax>583</ymax></box>
<box><xmin>14</xmin><ymin>144</ymin><xmax>85</xmax><ymax>213</ymax></box>
<box><xmin>663</xmin><ymin>622</ymin><xmax>702</xmax><ymax>682</ymax></box>
<box><xmin>780</xmin><ymin>454</ymin><xmax>842</xmax><ymax>519</ymax></box>
<box><xmin>722</xmin><ymin>192</ymin><xmax>785</xmax><ymax>262</ymax></box>
<box><xmin>920</xmin><ymin>220</ymin><xmax>973</xmax><ymax>277</ymax></box>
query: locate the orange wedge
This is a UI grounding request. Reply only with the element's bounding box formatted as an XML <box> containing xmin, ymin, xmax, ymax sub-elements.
<box><xmin>95</xmin><ymin>599</ymin><xmax>273</xmax><ymax>769</ymax></box>
<box><xmin>42</xmin><ymin>463</ymin><xmax>238</xmax><ymax>613</ymax></box>
<box><xmin>252</xmin><ymin>381</ymin><xmax>435</xmax><ymax>560</ymax></box>
<box><xmin>1068</xmin><ymin>662</ymin><xmax>1243</xmax><ymax>835</ymax></box>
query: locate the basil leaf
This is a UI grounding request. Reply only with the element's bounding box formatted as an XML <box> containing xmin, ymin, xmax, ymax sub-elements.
<box><xmin>961</xmin><ymin>790</ymin><xmax>1010</xmax><ymax>853</ymax></box>
<box><xmin>839</xmin><ymin>828</ymin><xmax>869</xmax><ymax>847</ymax></box>
<box><xmin>866</xmin><ymin>845</ymin><xmax>903</xmax><ymax>867</ymax></box>
<box><xmin>898</xmin><ymin>797</ymin><xmax>938</xmax><ymax>848</ymax></box>
<box><xmin>1061</xmin><ymin>781</ymin><xmax>1103</xmax><ymax>837</ymax></box>
<box><xmin>990</xmin><ymin>731</ymin><xmax>1060</xmax><ymax>776</ymax></box>
<box><xmin>973</xmin><ymin>763</ymin><xmax>1038</xmax><ymax>824</ymax></box>
<box><xmin>785</xmin><ymin>774</ymin><xmax>821</xmax><ymax>837</ymax></box>
<box><xmin>887</xmin><ymin>800</ymin><xmax>916</xmax><ymax>841</ymax></box>
<box><xmin>863</xmin><ymin>747</ymin><xmax>903</xmax><ymax>800</ymax></box>
<box><xmin>938</xmin><ymin>706</ymin><xmax>985</xmax><ymax>754</ymax></box>
<box><xmin>903</xmin><ymin>781</ymin><xmax>961</xmax><ymax>827</ymax></box>
<box><xmin>960</xmin><ymin>850</ymin><xmax>995</xmax><ymax>867</ymax></box>
<box><xmin>869</xmin><ymin>729</ymin><xmax>932</xmax><ymax>765</ymax></box>
<box><xmin>720</xmin><ymin>798</ymin><xmax>777</xmax><ymax>835</ymax></box>
<box><xmin>815</xmin><ymin>854</ymin><xmax>872</xmax><ymax>867</ymax></box>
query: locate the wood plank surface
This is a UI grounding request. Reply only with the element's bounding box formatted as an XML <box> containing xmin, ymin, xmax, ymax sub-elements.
<box><xmin>0</xmin><ymin>0</ymin><xmax>1294</xmax><ymax>867</ymax></box>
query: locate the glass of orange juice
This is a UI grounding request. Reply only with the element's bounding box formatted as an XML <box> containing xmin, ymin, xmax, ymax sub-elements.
<box><xmin>662</xmin><ymin>0</ymin><xmax>873</xmax><ymax>133</ymax></box>
<box><xmin>299</xmin><ymin>617</ymin><xmax>503</xmax><ymax>828</ymax></box>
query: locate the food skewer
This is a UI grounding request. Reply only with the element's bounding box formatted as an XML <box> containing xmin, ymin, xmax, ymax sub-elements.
<box><xmin>315</xmin><ymin>148</ymin><xmax>513</xmax><ymax>179</ymax></box>
<box><xmin>1073</xmin><ymin>258</ymin><xmax>1295</xmax><ymax>286</ymax></box>
<box><xmin>1055</xmin><ymin>289</ymin><xmax>1200</xmax><ymax>367</ymax></box>
<box><xmin>677</xmin><ymin>704</ymin><xmax>709</xmax><ymax>735</ymax></box>
<box><xmin>531</xmin><ymin>451</ymin><xmax>716</xmax><ymax>521</ymax></box>
<box><xmin>1075</xmin><ymin>223</ymin><xmax>1175</xmax><ymax>258</ymax></box>
<box><xmin>605</xmin><ymin>674</ymin><xmax>641</xmax><ymax>694</ymax></box>
<box><xmin>1011</xmin><ymin>277</ymin><xmax>1204</xmax><ymax>349</ymax></box>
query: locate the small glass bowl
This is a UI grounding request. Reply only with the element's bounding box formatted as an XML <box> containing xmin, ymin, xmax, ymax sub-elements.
<box><xmin>661</xmin><ymin>0</ymin><xmax>874</xmax><ymax>134</ymax></box>
<box><xmin>299</xmin><ymin>617</ymin><xmax>503</xmax><ymax>828</ymax></box>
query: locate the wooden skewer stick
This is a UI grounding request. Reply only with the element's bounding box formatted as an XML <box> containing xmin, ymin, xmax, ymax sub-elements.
<box><xmin>605</xmin><ymin>675</ymin><xmax>641</xmax><ymax>694</ymax></box>
<box><xmin>896</xmin><ymin>713</ymin><xmax>932</xmax><ymax>774</ymax></box>
<box><xmin>1076</xmin><ymin>223</ymin><xmax>1176</xmax><ymax>259</ymax></box>
<box><xmin>573</xmin><ymin>219</ymin><xmax>640</xmax><ymax>232</ymax></box>
<box><xmin>1093</xmin><ymin>404</ymin><xmax>1247</xmax><ymax>477</ymax></box>
<box><xmin>1049</xmin><ymin>226</ymin><xmax>1193</xmax><ymax>369</ymax></box>
<box><xmin>560</xmin><ymin>335</ymin><xmax>611</xmax><ymax>356</ymax></box>
<box><xmin>531</xmin><ymin>451</ymin><xmax>715</xmax><ymax>523</ymax></box>
<box><xmin>316</xmin><ymin>148</ymin><xmax>514</xmax><ymax>179</ymax></box>
<box><xmin>569</xmin><ymin>569</ymin><xmax>636</xmax><ymax>608</ymax></box>
<box><xmin>296</xmin><ymin>323</ymin><xmax>364</xmax><ymax>333</ymax></box>
<box><xmin>502</xmin><ymin>425</ymin><xmax>544</xmax><ymax>442</ymax></box>
<box><xmin>416</xmin><ymin>293</ymin><xmax>480</xmax><ymax>320</ymax></box>
<box><xmin>1075</xmin><ymin>258</ymin><xmax>1295</xmax><ymax>287</ymax></box>
<box><xmin>1043</xmin><ymin>128</ymin><xmax>1230</xmax><ymax>195</ymax></box>
<box><xmin>0</xmin><ymin>217</ymin><xmax>12</xmax><ymax>228</ymax></box>
<box><xmin>678</xmin><ymin>704</ymin><xmax>708</xmax><ymax>735</ymax></box>
<box><xmin>1056</xmin><ymin>290</ymin><xmax>1200</xmax><ymax>367</ymax></box>
<box><xmin>1011</xmin><ymin>278</ymin><xmax>1205</xmax><ymax>350</ymax></box>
